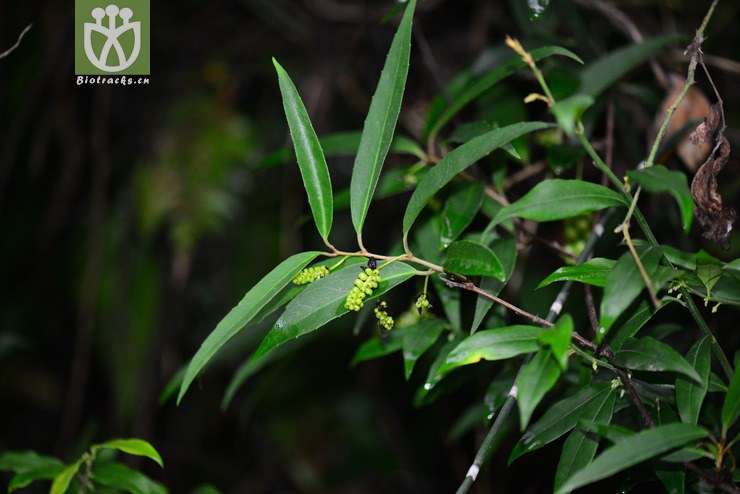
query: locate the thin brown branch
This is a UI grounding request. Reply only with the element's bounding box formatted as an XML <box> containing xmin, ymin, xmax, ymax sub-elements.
<box><xmin>439</xmin><ymin>274</ymin><xmax>553</xmax><ymax>327</ymax></box>
<box><xmin>584</xmin><ymin>284</ymin><xmax>600</xmax><ymax>338</ymax></box>
<box><xmin>502</xmin><ymin>161</ymin><xmax>546</xmax><ymax>190</ymax></box>
<box><xmin>685</xmin><ymin>462</ymin><xmax>740</xmax><ymax>494</ymax></box>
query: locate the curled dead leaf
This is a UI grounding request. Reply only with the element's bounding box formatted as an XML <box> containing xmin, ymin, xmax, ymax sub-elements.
<box><xmin>690</xmin><ymin>103</ymin><xmax>736</xmax><ymax>247</ymax></box>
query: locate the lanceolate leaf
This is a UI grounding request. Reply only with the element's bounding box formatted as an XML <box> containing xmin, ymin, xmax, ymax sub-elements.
<box><xmin>628</xmin><ymin>164</ymin><xmax>693</xmax><ymax>232</ymax></box>
<box><xmin>178</xmin><ymin>251</ymin><xmax>321</xmax><ymax>403</ymax></box>
<box><xmin>351</xmin><ymin>330</ymin><xmax>405</xmax><ymax>367</ymax></box>
<box><xmin>439</xmin><ymin>182</ymin><xmax>485</xmax><ymax>249</ymax></box>
<box><xmin>403</xmin><ymin>121</ymin><xmax>552</xmax><ymax>236</ymax></box>
<box><xmin>493</xmin><ymin>179</ymin><xmax>626</xmax><ymax>225</ymax></box>
<box><xmin>437</xmin><ymin>325</ymin><xmax>541</xmax><ymax>376</ymax></box>
<box><xmin>94</xmin><ymin>438</ymin><xmax>164</xmax><ymax>468</ymax></box>
<box><xmin>0</xmin><ymin>451</ymin><xmax>65</xmax><ymax>492</ymax></box>
<box><xmin>428</xmin><ymin>46</ymin><xmax>583</xmax><ymax>139</ymax></box>
<box><xmin>93</xmin><ymin>462</ymin><xmax>167</xmax><ymax>494</ymax></box>
<box><xmin>471</xmin><ymin>236</ymin><xmax>517</xmax><ymax>333</ymax></box>
<box><xmin>537</xmin><ymin>258</ymin><xmax>616</xmax><ymax>289</ymax></box>
<box><xmin>351</xmin><ymin>0</ymin><xmax>416</xmax><ymax>237</ymax></box>
<box><xmin>518</xmin><ymin>349</ymin><xmax>561</xmax><ymax>430</ymax></box>
<box><xmin>50</xmin><ymin>459</ymin><xmax>83</xmax><ymax>494</ymax></box>
<box><xmin>607</xmin><ymin>298</ymin><xmax>673</xmax><ymax>352</ymax></box>
<box><xmin>722</xmin><ymin>365</ymin><xmax>740</xmax><ymax>436</ymax></box>
<box><xmin>615</xmin><ymin>337</ymin><xmax>701</xmax><ymax>383</ymax></box>
<box><xmin>443</xmin><ymin>239</ymin><xmax>505</xmax><ymax>279</ymax></box>
<box><xmin>599</xmin><ymin>246</ymin><xmax>662</xmax><ymax>338</ymax></box>
<box><xmin>402</xmin><ymin>319</ymin><xmax>445</xmax><ymax>379</ymax></box>
<box><xmin>253</xmin><ymin>261</ymin><xmax>417</xmax><ymax>363</ymax></box>
<box><xmin>578</xmin><ymin>35</ymin><xmax>680</xmax><ymax>98</ymax></box>
<box><xmin>553</xmin><ymin>385</ymin><xmax>616</xmax><ymax>494</ymax></box>
<box><xmin>555</xmin><ymin>424</ymin><xmax>708</xmax><ymax>494</ymax></box>
<box><xmin>510</xmin><ymin>382</ymin><xmax>612</xmax><ymax>462</ymax></box>
<box><xmin>273</xmin><ymin>59</ymin><xmax>333</xmax><ymax>240</ymax></box>
<box><xmin>676</xmin><ymin>336</ymin><xmax>710</xmax><ymax>425</ymax></box>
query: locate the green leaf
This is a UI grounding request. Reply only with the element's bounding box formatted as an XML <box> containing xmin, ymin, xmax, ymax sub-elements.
<box><xmin>578</xmin><ymin>36</ymin><xmax>680</xmax><ymax>98</ymax></box>
<box><xmin>402</xmin><ymin>319</ymin><xmax>445</xmax><ymax>379</ymax></box>
<box><xmin>655</xmin><ymin>465</ymin><xmax>685</xmax><ymax>494</ymax></box>
<box><xmin>437</xmin><ymin>326</ymin><xmax>541</xmax><ymax>376</ymax></box>
<box><xmin>253</xmin><ymin>261</ymin><xmax>416</xmax><ymax>362</ymax></box>
<box><xmin>449</xmin><ymin>121</ymin><xmax>520</xmax><ymax>159</ymax></box>
<box><xmin>493</xmin><ymin>179</ymin><xmax>626</xmax><ymax>226</ymax></box>
<box><xmin>599</xmin><ymin>246</ymin><xmax>662</xmax><ymax>338</ymax></box>
<box><xmin>676</xmin><ymin>336</ymin><xmax>710</xmax><ymax>425</ymax></box>
<box><xmin>550</xmin><ymin>94</ymin><xmax>594</xmax><ymax>136</ymax></box>
<box><xmin>178</xmin><ymin>251</ymin><xmax>320</xmax><ymax>403</ymax></box>
<box><xmin>628</xmin><ymin>165</ymin><xmax>693</xmax><ymax>232</ymax></box>
<box><xmin>350</xmin><ymin>0</ymin><xmax>416</xmax><ymax>237</ymax></box>
<box><xmin>50</xmin><ymin>459</ymin><xmax>83</xmax><ymax>494</ymax></box>
<box><xmin>538</xmin><ymin>258</ymin><xmax>615</xmax><ymax>289</ymax></box>
<box><xmin>722</xmin><ymin>364</ymin><xmax>740</xmax><ymax>436</ymax></box>
<box><xmin>709</xmin><ymin>372</ymin><xmax>728</xmax><ymax>393</ymax></box>
<box><xmin>471</xmin><ymin>236</ymin><xmax>517</xmax><ymax>333</ymax></box>
<box><xmin>0</xmin><ymin>451</ymin><xmax>65</xmax><ymax>474</ymax></box>
<box><xmin>93</xmin><ymin>461</ymin><xmax>168</xmax><ymax>494</ymax></box>
<box><xmin>273</xmin><ymin>59</ymin><xmax>333</xmax><ymax>240</ymax></box>
<box><xmin>403</xmin><ymin>121</ymin><xmax>552</xmax><ymax>235</ymax></box>
<box><xmin>415</xmin><ymin>337</ymin><xmax>463</xmax><ymax>402</ymax></box>
<box><xmin>615</xmin><ymin>337</ymin><xmax>701</xmax><ymax>383</ymax></box>
<box><xmin>351</xmin><ymin>330</ymin><xmax>404</xmax><ymax>366</ymax></box>
<box><xmin>439</xmin><ymin>183</ymin><xmax>485</xmax><ymax>249</ymax></box>
<box><xmin>510</xmin><ymin>382</ymin><xmax>612</xmax><ymax>462</ymax></box>
<box><xmin>697</xmin><ymin>263</ymin><xmax>723</xmax><ymax>299</ymax></box>
<box><xmin>518</xmin><ymin>349</ymin><xmax>561</xmax><ymax>430</ymax></box>
<box><xmin>0</xmin><ymin>451</ymin><xmax>65</xmax><ymax>492</ymax></box>
<box><xmin>443</xmin><ymin>240</ymin><xmax>505</xmax><ymax>279</ymax></box>
<box><xmin>539</xmin><ymin>314</ymin><xmax>573</xmax><ymax>370</ymax></box>
<box><xmin>428</xmin><ymin>46</ymin><xmax>582</xmax><ymax>139</ymax></box>
<box><xmin>555</xmin><ymin>423</ymin><xmax>707</xmax><ymax>494</ymax></box>
<box><xmin>95</xmin><ymin>438</ymin><xmax>164</xmax><ymax>468</ymax></box>
<box><xmin>554</xmin><ymin>385</ymin><xmax>616</xmax><ymax>493</ymax></box>
<box><xmin>607</xmin><ymin>298</ymin><xmax>672</xmax><ymax>352</ymax></box>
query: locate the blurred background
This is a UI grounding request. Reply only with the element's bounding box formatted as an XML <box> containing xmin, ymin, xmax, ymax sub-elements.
<box><xmin>1</xmin><ymin>0</ymin><xmax>738</xmax><ymax>492</ymax></box>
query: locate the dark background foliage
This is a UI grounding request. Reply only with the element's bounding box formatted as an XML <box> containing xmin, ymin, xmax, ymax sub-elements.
<box><xmin>0</xmin><ymin>0</ymin><xmax>738</xmax><ymax>492</ymax></box>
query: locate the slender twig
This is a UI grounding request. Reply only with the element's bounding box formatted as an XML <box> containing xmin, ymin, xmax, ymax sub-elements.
<box><xmin>645</xmin><ymin>0</ymin><xmax>719</xmax><ymax>171</ymax></box>
<box><xmin>684</xmin><ymin>462</ymin><xmax>740</xmax><ymax>494</ymax></box>
<box><xmin>440</xmin><ymin>275</ymin><xmax>553</xmax><ymax>327</ymax></box>
<box><xmin>619</xmin><ymin>222</ymin><xmax>661</xmax><ymax>309</ymax></box>
<box><xmin>502</xmin><ymin>161</ymin><xmax>547</xmax><ymax>190</ymax></box>
<box><xmin>0</xmin><ymin>24</ymin><xmax>32</xmax><ymax>60</ymax></box>
<box><xmin>583</xmin><ymin>284</ymin><xmax>599</xmax><ymax>337</ymax></box>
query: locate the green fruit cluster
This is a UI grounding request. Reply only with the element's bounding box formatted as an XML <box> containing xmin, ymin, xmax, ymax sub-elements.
<box><xmin>563</xmin><ymin>213</ymin><xmax>592</xmax><ymax>261</ymax></box>
<box><xmin>344</xmin><ymin>267</ymin><xmax>381</xmax><ymax>311</ymax></box>
<box><xmin>415</xmin><ymin>293</ymin><xmax>431</xmax><ymax>314</ymax></box>
<box><xmin>374</xmin><ymin>301</ymin><xmax>394</xmax><ymax>331</ymax></box>
<box><xmin>292</xmin><ymin>265</ymin><xmax>330</xmax><ymax>285</ymax></box>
